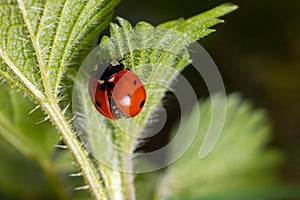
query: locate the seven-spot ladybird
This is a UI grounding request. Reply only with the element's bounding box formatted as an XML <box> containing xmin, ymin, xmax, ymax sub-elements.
<box><xmin>88</xmin><ymin>60</ymin><xmax>146</xmax><ymax>120</ymax></box>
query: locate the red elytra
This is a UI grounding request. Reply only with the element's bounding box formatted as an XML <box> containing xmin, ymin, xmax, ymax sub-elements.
<box><xmin>88</xmin><ymin>60</ymin><xmax>146</xmax><ymax>120</ymax></box>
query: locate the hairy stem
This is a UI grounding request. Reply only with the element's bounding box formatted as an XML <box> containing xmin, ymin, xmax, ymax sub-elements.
<box><xmin>42</xmin><ymin>101</ymin><xmax>107</xmax><ymax>200</ymax></box>
<box><xmin>122</xmin><ymin>154</ymin><xmax>135</xmax><ymax>200</ymax></box>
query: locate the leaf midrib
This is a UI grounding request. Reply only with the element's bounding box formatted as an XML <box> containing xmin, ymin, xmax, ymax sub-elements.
<box><xmin>17</xmin><ymin>0</ymin><xmax>52</xmax><ymax>101</ymax></box>
<box><xmin>0</xmin><ymin>49</ymin><xmax>45</xmax><ymax>100</ymax></box>
<box><xmin>36</xmin><ymin>0</ymin><xmax>67</xmax><ymax>97</ymax></box>
<box><xmin>44</xmin><ymin>0</ymin><xmax>86</xmax><ymax>96</ymax></box>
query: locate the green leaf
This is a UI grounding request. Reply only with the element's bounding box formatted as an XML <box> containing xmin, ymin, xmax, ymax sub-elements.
<box><xmin>73</xmin><ymin>3</ymin><xmax>237</xmax><ymax>199</ymax></box>
<box><xmin>0</xmin><ymin>0</ymin><xmax>120</xmax><ymax>199</ymax></box>
<box><xmin>167</xmin><ymin>184</ymin><xmax>300</xmax><ymax>200</ymax></box>
<box><xmin>0</xmin><ymin>139</ymin><xmax>58</xmax><ymax>199</ymax></box>
<box><xmin>156</xmin><ymin>94</ymin><xmax>283</xmax><ymax>199</ymax></box>
<box><xmin>0</xmin><ymin>84</ymin><xmax>58</xmax><ymax>162</ymax></box>
<box><xmin>92</xmin><ymin>3</ymin><xmax>237</xmax><ymax>151</ymax></box>
<box><xmin>0</xmin><ymin>0</ymin><xmax>119</xmax><ymax>99</ymax></box>
<box><xmin>0</xmin><ymin>1</ymin><xmax>237</xmax><ymax>199</ymax></box>
<box><xmin>158</xmin><ymin>3</ymin><xmax>238</xmax><ymax>42</ymax></box>
<box><xmin>0</xmin><ymin>84</ymin><xmax>75</xmax><ymax>199</ymax></box>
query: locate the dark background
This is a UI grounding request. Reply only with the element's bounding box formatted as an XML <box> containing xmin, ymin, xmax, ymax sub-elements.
<box><xmin>117</xmin><ymin>0</ymin><xmax>300</xmax><ymax>183</ymax></box>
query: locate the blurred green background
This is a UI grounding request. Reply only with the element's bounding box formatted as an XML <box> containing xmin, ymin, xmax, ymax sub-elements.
<box><xmin>117</xmin><ymin>0</ymin><xmax>300</xmax><ymax>184</ymax></box>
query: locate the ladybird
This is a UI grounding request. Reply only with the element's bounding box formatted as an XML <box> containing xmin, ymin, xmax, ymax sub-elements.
<box><xmin>88</xmin><ymin>60</ymin><xmax>146</xmax><ymax>120</ymax></box>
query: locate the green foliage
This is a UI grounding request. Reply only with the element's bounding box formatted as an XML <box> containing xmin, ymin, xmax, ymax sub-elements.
<box><xmin>2</xmin><ymin>1</ymin><xmax>291</xmax><ymax>200</ymax></box>
<box><xmin>0</xmin><ymin>85</ymin><xmax>58</xmax><ymax>162</ymax></box>
<box><xmin>0</xmin><ymin>84</ymin><xmax>82</xmax><ymax>199</ymax></box>
<box><xmin>0</xmin><ymin>0</ymin><xmax>120</xmax><ymax>199</ymax></box>
<box><xmin>0</xmin><ymin>139</ymin><xmax>57</xmax><ymax>199</ymax></box>
<box><xmin>0</xmin><ymin>0</ymin><xmax>119</xmax><ymax>99</ymax></box>
<box><xmin>74</xmin><ymin>4</ymin><xmax>237</xmax><ymax>199</ymax></box>
<box><xmin>158</xmin><ymin>3</ymin><xmax>237</xmax><ymax>42</ymax></box>
<box><xmin>85</xmin><ymin>2</ymin><xmax>238</xmax><ymax>154</ymax></box>
<box><xmin>134</xmin><ymin>95</ymin><xmax>300</xmax><ymax>200</ymax></box>
<box><xmin>155</xmin><ymin>94</ymin><xmax>283</xmax><ymax>199</ymax></box>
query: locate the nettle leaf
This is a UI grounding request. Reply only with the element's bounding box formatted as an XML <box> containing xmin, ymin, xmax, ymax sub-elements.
<box><xmin>102</xmin><ymin>3</ymin><xmax>237</xmax><ymax>143</ymax></box>
<box><xmin>0</xmin><ymin>84</ymin><xmax>58</xmax><ymax>162</ymax></box>
<box><xmin>73</xmin><ymin>3</ymin><xmax>237</xmax><ymax>199</ymax></box>
<box><xmin>157</xmin><ymin>94</ymin><xmax>283</xmax><ymax>200</ymax></box>
<box><xmin>0</xmin><ymin>139</ymin><xmax>56</xmax><ymax>199</ymax></box>
<box><xmin>0</xmin><ymin>0</ymin><xmax>120</xmax><ymax>199</ymax></box>
<box><xmin>0</xmin><ymin>0</ymin><xmax>237</xmax><ymax>199</ymax></box>
<box><xmin>158</xmin><ymin>3</ymin><xmax>237</xmax><ymax>42</ymax></box>
<box><xmin>0</xmin><ymin>84</ymin><xmax>76</xmax><ymax>199</ymax></box>
<box><xmin>86</xmin><ymin>3</ymin><xmax>238</xmax><ymax>150</ymax></box>
<box><xmin>0</xmin><ymin>0</ymin><xmax>118</xmax><ymax>99</ymax></box>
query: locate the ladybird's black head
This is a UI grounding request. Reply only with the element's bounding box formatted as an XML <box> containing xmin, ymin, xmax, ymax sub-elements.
<box><xmin>92</xmin><ymin>60</ymin><xmax>124</xmax><ymax>81</ymax></box>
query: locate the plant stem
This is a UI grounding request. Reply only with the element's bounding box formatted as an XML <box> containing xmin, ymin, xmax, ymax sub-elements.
<box><xmin>100</xmin><ymin>166</ymin><xmax>124</xmax><ymax>200</ymax></box>
<box><xmin>122</xmin><ymin>152</ymin><xmax>136</xmax><ymax>200</ymax></box>
<box><xmin>122</xmin><ymin>172</ymin><xmax>135</xmax><ymax>200</ymax></box>
<box><xmin>42</xmin><ymin>101</ymin><xmax>108</xmax><ymax>200</ymax></box>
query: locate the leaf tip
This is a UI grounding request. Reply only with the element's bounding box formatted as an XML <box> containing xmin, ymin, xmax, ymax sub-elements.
<box><xmin>221</xmin><ymin>3</ymin><xmax>239</xmax><ymax>13</ymax></box>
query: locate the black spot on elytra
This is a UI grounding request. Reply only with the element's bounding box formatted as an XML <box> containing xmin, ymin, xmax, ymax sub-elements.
<box><xmin>139</xmin><ymin>99</ymin><xmax>145</xmax><ymax>108</ymax></box>
<box><xmin>133</xmin><ymin>80</ymin><xmax>137</xmax><ymax>86</ymax></box>
<box><xmin>96</xmin><ymin>101</ymin><xmax>101</xmax><ymax>108</ymax></box>
<box><xmin>126</xmin><ymin>93</ymin><xmax>131</xmax><ymax>97</ymax></box>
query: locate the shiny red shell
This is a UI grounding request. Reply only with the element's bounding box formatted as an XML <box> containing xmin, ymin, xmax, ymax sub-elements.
<box><xmin>88</xmin><ymin>61</ymin><xmax>146</xmax><ymax>120</ymax></box>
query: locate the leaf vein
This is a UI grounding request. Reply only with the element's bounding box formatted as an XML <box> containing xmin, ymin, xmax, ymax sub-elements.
<box><xmin>0</xmin><ymin>49</ymin><xmax>45</xmax><ymax>100</ymax></box>
<box><xmin>17</xmin><ymin>0</ymin><xmax>52</xmax><ymax>98</ymax></box>
<box><xmin>53</xmin><ymin>0</ymin><xmax>91</xmax><ymax>94</ymax></box>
